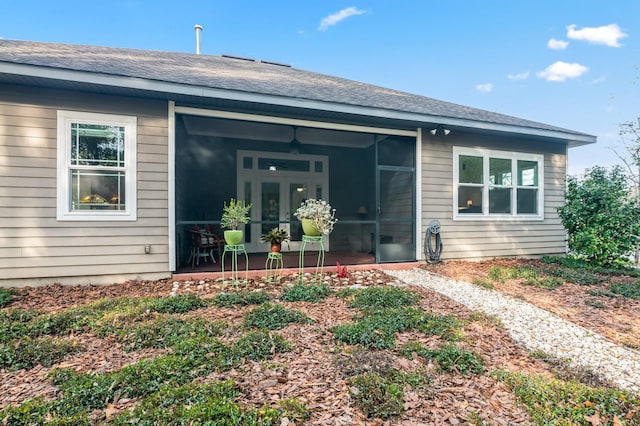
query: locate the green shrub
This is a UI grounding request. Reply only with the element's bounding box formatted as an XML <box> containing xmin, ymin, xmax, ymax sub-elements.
<box><xmin>557</xmin><ymin>166</ymin><xmax>640</xmax><ymax>267</ymax></box>
<box><xmin>243</xmin><ymin>303</ymin><xmax>311</xmax><ymax>330</ymax></box>
<box><xmin>0</xmin><ymin>288</ymin><xmax>17</xmax><ymax>308</ymax></box>
<box><xmin>349</xmin><ymin>286</ymin><xmax>417</xmax><ymax>310</ymax></box>
<box><xmin>0</xmin><ymin>336</ymin><xmax>82</xmax><ymax>370</ymax></box>
<box><xmin>492</xmin><ymin>370</ymin><xmax>640</xmax><ymax>424</ymax></box>
<box><xmin>281</xmin><ymin>282</ymin><xmax>331</xmax><ymax>302</ymax></box>
<box><xmin>212</xmin><ymin>290</ymin><xmax>270</xmax><ymax>307</ymax></box>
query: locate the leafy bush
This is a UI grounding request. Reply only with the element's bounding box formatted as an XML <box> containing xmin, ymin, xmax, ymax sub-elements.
<box><xmin>493</xmin><ymin>370</ymin><xmax>640</xmax><ymax>424</ymax></box>
<box><xmin>281</xmin><ymin>282</ymin><xmax>331</xmax><ymax>302</ymax></box>
<box><xmin>557</xmin><ymin>166</ymin><xmax>640</xmax><ymax>267</ymax></box>
<box><xmin>212</xmin><ymin>290</ymin><xmax>270</xmax><ymax>307</ymax></box>
<box><xmin>349</xmin><ymin>286</ymin><xmax>417</xmax><ymax>310</ymax></box>
<box><xmin>243</xmin><ymin>303</ymin><xmax>311</xmax><ymax>330</ymax></box>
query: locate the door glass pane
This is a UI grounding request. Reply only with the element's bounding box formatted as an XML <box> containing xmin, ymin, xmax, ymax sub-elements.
<box><xmin>458</xmin><ymin>186</ymin><xmax>482</xmax><ymax>213</ymax></box>
<box><xmin>518</xmin><ymin>160</ymin><xmax>538</xmax><ymax>186</ymax></box>
<box><xmin>459</xmin><ymin>155</ymin><xmax>483</xmax><ymax>184</ymax></box>
<box><xmin>244</xmin><ymin>181</ymin><xmax>252</xmax><ymax>242</ymax></box>
<box><xmin>490</xmin><ymin>158</ymin><xmax>512</xmax><ymax>185</ymax></box>
<box><xmin>379</xmin><ymin>170</ymin><xmax>413</xmax><ymax>219</ymax></box>
<box><xmin>258</xmin><ymin>158</ymin><xmax>310</xmax><ymax>172</ymax></box>
<box><xmin>261</xmin><ymin>182</ymin><xmax>280</xmax><ymax>236</ymax></box>
<box><xmin>289</xmin><ymin>183</ymin><xmax>307</xmax><ymax>241</ymax></box>
<box><xmin>489</xmin><ymin>187</ymin><xmax>511</xmax><ymax>213</ymax></box>
<box><xmin>517</xmin><ymin>188</ymin><xmax>538</xmax><ymax>214</ymax></box>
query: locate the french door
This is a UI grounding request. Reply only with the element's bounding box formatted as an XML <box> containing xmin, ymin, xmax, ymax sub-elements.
<box><xmin>237</xmin><ymin>151</ymin><xmax>329</xmax><ymax>252</ymax></box>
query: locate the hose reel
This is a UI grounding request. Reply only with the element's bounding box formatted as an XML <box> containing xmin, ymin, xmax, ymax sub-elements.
<box><xmin>424</xmin><ymin>220</ymin><xmax>443</xmax><ymax>262</ymax></box>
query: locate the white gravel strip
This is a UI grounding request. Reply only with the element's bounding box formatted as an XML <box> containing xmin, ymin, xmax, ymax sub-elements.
<box><xmin>386</xmin><ymin>268</ymin><xmax>640</xmax><ymax>394</ymax></box>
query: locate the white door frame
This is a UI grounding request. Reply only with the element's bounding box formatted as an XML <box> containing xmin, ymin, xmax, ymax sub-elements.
<box><xmin>237</xmin><ymin>150</ymin><xmax>330</xmax><ymax>252</ymax></box>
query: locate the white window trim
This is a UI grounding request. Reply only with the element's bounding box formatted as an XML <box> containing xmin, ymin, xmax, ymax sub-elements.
<box><xmin>453</xmin><ymin>146</ymin><xmax>544</xmax><ymax>221</ymax></box>
<box><xmin>56</xmin><ymin>110</ymin><xmax>137</xmax><ymax>221</ymax></box>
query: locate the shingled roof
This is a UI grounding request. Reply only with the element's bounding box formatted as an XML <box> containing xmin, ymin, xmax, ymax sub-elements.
<box><xmin>0</xmin><ymin>39</ymin><xmax>595</xmax><ymax>145</ymax></box>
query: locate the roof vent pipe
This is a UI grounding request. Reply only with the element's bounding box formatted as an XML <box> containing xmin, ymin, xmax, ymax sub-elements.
<box><xmin>194</xmin><ymin>24</ymin><xmax>203</xmax><ymax>54</ymax></box>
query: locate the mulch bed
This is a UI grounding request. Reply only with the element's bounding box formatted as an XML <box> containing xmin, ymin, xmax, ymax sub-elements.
<box><xmin>1</xmin><ymin>258</ymin><xmax>638</xmax><ymax>424</ymax></box>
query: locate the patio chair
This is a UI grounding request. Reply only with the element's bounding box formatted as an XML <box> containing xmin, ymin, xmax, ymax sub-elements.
<box><xmin>187</xmin><ymin>225</ymin><xmax>224</xmax><ymax>268</ymax></box>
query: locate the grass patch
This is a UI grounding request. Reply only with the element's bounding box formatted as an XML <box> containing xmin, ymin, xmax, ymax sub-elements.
<box><xmin>243</xmin><ymin>303</ymin><xmax>312</xmax><ymax>330</ymax></box>
<box><xmin>0</xmin><ymin>288</ymin><xmax>17</xmax><ymax>308</ymax></box>
<box><xmin>400</xmin><ymin>343</ymin><xmax>484</xmax><ymax>375</ymax></box>
<box><xmin>609</xmin><ymin>280</ymin><xmax>640</xmax><ymax>300</ymax></box>
<box><xmin>0</xmin><ymin>310</ymin><xmax>41</xmax><ymax>344</ymax></box>
<box><xmin>349</xmin><ymin>370</ymin><xmax>429</xmax><ymax>420</ymax></box>
<box><xmin>542</xmin><ymin>255</ymin><xmax>640</xmax><ymax>278</ymax></box>
<box><xmin>112</xmin><ymin>380</ymin><xmax>282</xmax><ymax>425</ymax></box>
<box><xmin>348</xmin><ymin>286</ymin><xmax>418</xmax><ymax>310</ymax></box>
<box><xmin>0</xmin><ymin>336</ymin><xmax>82</xmax><ymax>370</ymax></box>
<box><xmin>281</xmin><ymin>282</ymin><xmax>331</xmax><ymax>302</ymax></box>
<box><xmin>492</xmin><ymin>370</ymin><xmax>640</xmax><ymax>424</ymax></box>
<box><xmin>472</xmin><ymin>278</ymin><xmax>495</xmax><ymax>290</ymax></box>
<box><xmin>212</xmin><ymin>290</ymin><xmax>270</xmax><ymax>307</ymax></box>
<box><xmin>148</xmin><ymin>293</ymin><xmax>207</xmax><ymax>313</ymax></box>
<box><xmin>234</xmin><ymin>330</ymin><xmax>292</xmax><ymax>361</ymax></box>
<box><xmin>542</xmin><ymin>266</ymin><xmax>605</xmax><ymax>286</ymax></box>
<box><xmin>488</xmin><ymin>266</ymin><xmax>565</xmax><ymax>289</ymax></box>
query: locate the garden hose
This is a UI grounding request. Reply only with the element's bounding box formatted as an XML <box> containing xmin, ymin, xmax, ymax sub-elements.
<box><xmin>425</xmin><ymin>220</ymin><xmax>443</xmax><ymax>262</ymax></box>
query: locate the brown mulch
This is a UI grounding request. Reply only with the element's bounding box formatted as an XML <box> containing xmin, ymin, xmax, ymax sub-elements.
<box><xmin>1</xmin><ymin>259</ymin><xmax>638</xmax><ymax>424</ymax></box>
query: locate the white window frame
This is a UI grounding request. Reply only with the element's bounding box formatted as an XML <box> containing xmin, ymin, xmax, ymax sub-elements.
<box><xmin>453</xmin><ymin>146</ymin><xmax>544</xmax><ymax>221</ymax></box>
<box><xmin>56</xmin><ymin>110</ymin><xmax>137</xmax><ymax>221</ymax></box>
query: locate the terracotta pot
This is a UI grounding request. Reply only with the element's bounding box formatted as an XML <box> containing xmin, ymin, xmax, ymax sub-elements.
<box><xmin>270</xmin><ymin>243</ymin><xmax>282</xmax><ymax>253</ymax></box>
<box><xmin>300</xmin><ymin>219</ymin><xmax>321</xmax><ymax>236</ymax></box>
<box><xmin>223</xmin><ymin>230</ymin><xmax>243</xmax><ymax>245</ymax></box>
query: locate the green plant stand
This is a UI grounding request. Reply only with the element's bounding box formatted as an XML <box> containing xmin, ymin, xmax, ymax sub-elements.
<box><xmin>298</xmin><ymin>235</ymin><xmax>325</xmax><ymax>283</ymax></box>
<box><xmin>265</xmin><ymin>252</ymin><xmax>284</xmax><ymax>282</ymax></box>
<box><xmin>221</xmin><ymin>244</ymin><xmax>248</xmax><ymax>286</ymax></box>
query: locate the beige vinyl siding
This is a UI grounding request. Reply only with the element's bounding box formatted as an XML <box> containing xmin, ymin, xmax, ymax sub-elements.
<box><xmin>421</xmin><ymin>130</ymin><xmax>567</xmax><ymax>260</ymax></box>
<box><xmin>0</xmin><ymin>84</ymin><xmax>170</xmax><ymax>285</ymax></box>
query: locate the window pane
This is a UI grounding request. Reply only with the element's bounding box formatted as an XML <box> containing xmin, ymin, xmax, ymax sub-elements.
<box><xmin>315</xmin><ymin>161</ymin><xmax>323</xmax><ymax>172</ymax></box>
<box><xmin>517</xmin><ymin>188</ymin><xmax>538</xmax><ymax>214</ymax></box>
<box><xmin>459</xmin><ymin>155</ymin><xmax>483</xmax><ymax>184</ymax></box>
<box><xmin>489</xmin><ymin>187</ymin><xmax>511</xmax><ymax>213</ymax></box>
<box><xmin>243</xmin><ymin>157</ymin><xmax>253</xmax><ymax>169</ymax></box>
<box><xmin>518</xmin><ymin>160</ymin><xmax>538</xmax><ymax>186</ymax></box>
<box><xmin>71</xmin><ymin>123</ymin><xmax>125</xmax><ymax>167</ymax></box>
<box><xmin>377</xmin><ymin>136</ymin><xmax>415</xmax><ymax>167</ymax></box>
<box><xmin>258</xmin><ymin>157</ymin><xmax>309</xmax><ymax>172</ymax></box>
<box><xmin>490</xmin><ymin>158</ymin><xmax>511</xmax><ymax>185</ymax></box>
<box><xmin>71</xmin><ymin>170</ymin><xmax>126</xmax><ymax>210</ymax></box>
<box><xmin>458</xmin><ymin>186</ymin><xmax>483</xmax><ymax>213</ymax></box>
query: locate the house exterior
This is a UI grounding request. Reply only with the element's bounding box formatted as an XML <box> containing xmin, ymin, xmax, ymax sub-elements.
<box><xmin>0</xmin><ymin>39</ymin><xmax>596</xmax><ymax>286</ymax></box>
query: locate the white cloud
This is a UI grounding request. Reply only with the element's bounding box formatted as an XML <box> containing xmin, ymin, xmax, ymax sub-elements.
<box><xmin>507</xmin><ymin>71</ymin><xmax>530</xmax><ymax>80</ymax></box>
<box><xmin>318</xmin><ymin>7</ymin><xmax>366</xmax><ymax>31</ymax></box>
<box><xmin>566</xmin><ymin>24</ymin><xmax>628</xmax><ymax>47</ymax></box>
<box><xmin>537</xmin><ymin>61</ymin><xmax>588</xmax><ymax>82</ymax></box>
<box><xmin>547</xmin><ymin>38</ymin><xmax>569</xmax><ymax>50</ymax></box>
<box><xmin>476</xmin><ymin>83</ymin><xmax>494</xmax><ymax>93</ymax></box>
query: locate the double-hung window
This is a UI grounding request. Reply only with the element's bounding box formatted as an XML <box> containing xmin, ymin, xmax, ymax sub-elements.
<box><xmin>453</xmin><ymin>147</ymin><xmax>543</xmax><ymax>220</ymax></box>
<box><xmin>57</xmin><ymin>111</ymin><xmax>137</xmax><ymax>221</ymax></box>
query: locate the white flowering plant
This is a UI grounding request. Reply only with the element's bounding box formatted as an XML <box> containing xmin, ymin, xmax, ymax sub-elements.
<box><xmin>293</xmin><ymin>198</ymin><xmax>338</xmax><ymax>235</ymax></box>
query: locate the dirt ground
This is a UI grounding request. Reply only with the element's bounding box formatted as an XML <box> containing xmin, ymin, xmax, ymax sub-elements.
<box><xmin>1</xmin><ymin>258</ymin><xmax>639</xmax><ymax>424</ymax></box>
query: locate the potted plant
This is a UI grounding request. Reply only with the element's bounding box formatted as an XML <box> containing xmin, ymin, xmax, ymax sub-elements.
<box><xmin>293</xmin><ymin>198</ymin><xmax>338</xmax><ymax>236</ymax></box>
<box><xmin>220</xmin><ymin>198</ymin><xmax>252</xmax><ymax>245</ymax></box>
<box><xmin>260</xmin><ymin>227</ymin><xmax>290</xmax><ymax>252</ymax></box>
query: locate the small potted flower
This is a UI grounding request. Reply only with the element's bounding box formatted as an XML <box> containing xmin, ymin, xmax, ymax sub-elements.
<box><xmin>294</xmin><ymin>198</ymin><xmax>338</xmax><ymax>236</ymax></box>
<box><xmin>260</xmin><ymin>227</ymin><xmax>290</xmax><ymax>252</ymax></box>
<box><xmin>220</xmin><ymin>198</ymin><xmax>252</xmax><ymax>245</ymax></box>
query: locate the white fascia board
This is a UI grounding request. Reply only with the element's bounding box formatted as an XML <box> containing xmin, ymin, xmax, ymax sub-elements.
<box><xmin>0</xmin><ymin>62</ymin><xmax>596</xmax><ymax>146</ymax></box>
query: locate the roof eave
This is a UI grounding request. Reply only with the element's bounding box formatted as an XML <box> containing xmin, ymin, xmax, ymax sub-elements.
<box><xmin>0</xmin><ymin>62</ymin><xmax>596</xmax><ymax>147</ymax></box>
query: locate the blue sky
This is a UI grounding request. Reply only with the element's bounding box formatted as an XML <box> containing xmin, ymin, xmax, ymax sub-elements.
<box><xmin>1</xmin><ymin>0</ymin><xmax>638</xmax><ymax>176</ymax></box>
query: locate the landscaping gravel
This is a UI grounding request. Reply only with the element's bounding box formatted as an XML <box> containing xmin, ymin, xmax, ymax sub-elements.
<box><xmin>387</xmin><ymin>268</ymin><xmax>640</xmax><ymax>395</ymax></box>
